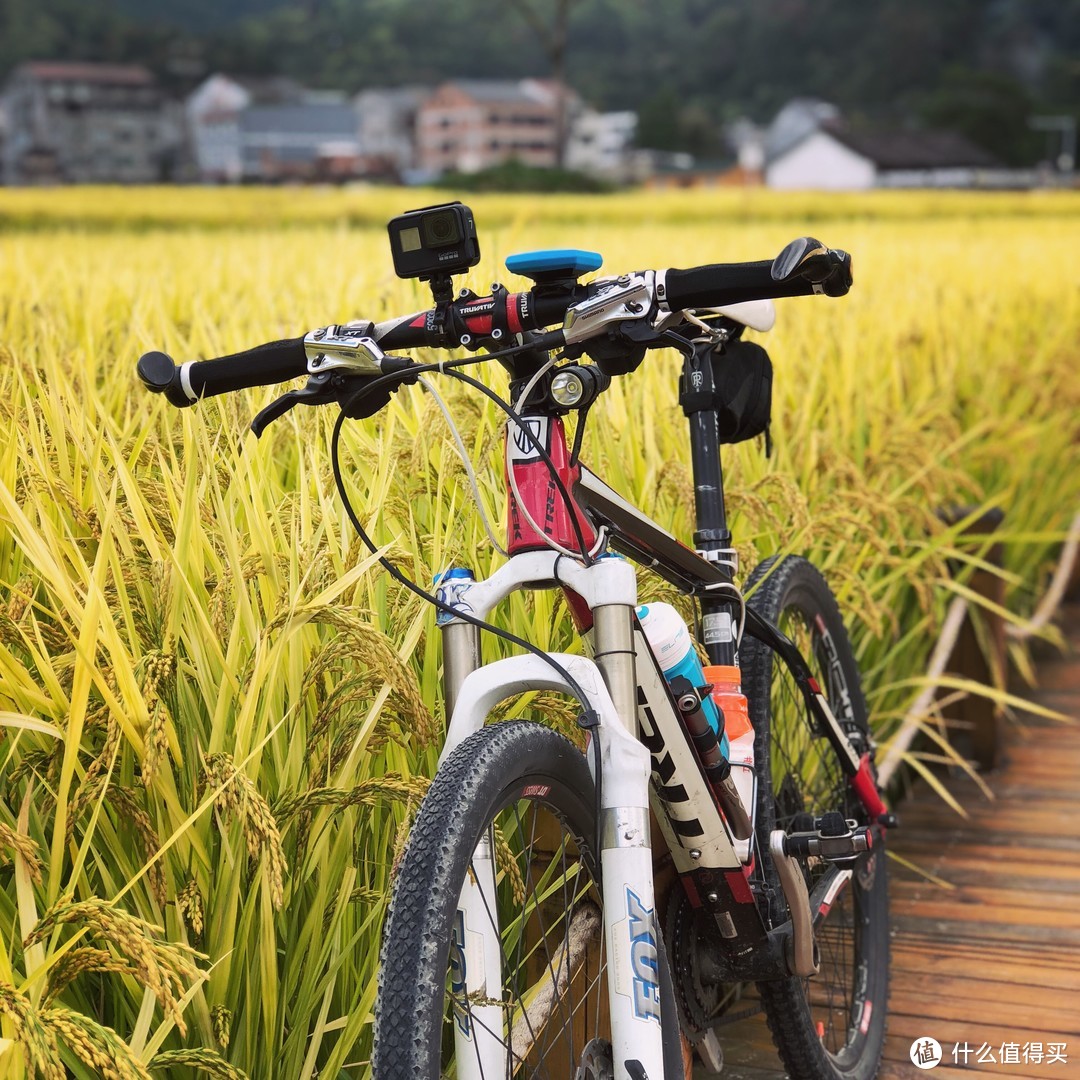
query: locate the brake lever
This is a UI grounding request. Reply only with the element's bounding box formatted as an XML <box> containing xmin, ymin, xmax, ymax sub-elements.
<box><xmin>250</xmin><ymin>371</ymin><xmax>338</xmax><ymax>438</ymax></box>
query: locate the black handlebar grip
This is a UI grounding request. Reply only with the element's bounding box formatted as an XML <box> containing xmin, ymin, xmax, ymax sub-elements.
<box><xmin>185</xmin><ymin>337</ymin><xmax>308</xmax><ymax>399</ymax></box>
<box><xmin>661</xmin><ymin>260</ymin><xmax>818</xmax><ymax>311</ymax></box>
<box><xmin>137</xmin><ymin>351</ymin><xmax>193</xmax><ymax>408</ymax></box>
<box><xmin>137</xmin><ymin>337</ymin><xmax>309</xmax><ymax>407</ymax></box>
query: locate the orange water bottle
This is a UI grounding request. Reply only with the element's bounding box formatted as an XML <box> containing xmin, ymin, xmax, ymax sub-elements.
<box><xmin>704</xmin><ymin>665</ymin><xmax>756</xmax><ymax>853</ymax></box>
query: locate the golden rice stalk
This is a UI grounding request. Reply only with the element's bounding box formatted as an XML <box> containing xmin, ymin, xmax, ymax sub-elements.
<box><xmin>7</xmin><ymin>574</ymin><xmax>35</xmax><ymax>622</ymax></box>
<box><xmin>492</xmin><ymin>823</ymin><xmax>526</xmax><ymax>907</ymax></box>
<box><xmin>0</xmin><ymin>820</ymin><xmax>43</xmax><ymax>884</ymax></box>
<box><xmin>274</xmin><ymin>774</ymin><xmax>430</xmax><ymax>820</ymax></box>
<box><xmin>202</xmin><ymin>753</ymin><xmax>286</xmax><ymax>909</ymax></box>
<box><xmin>347</xmin><ymin>885</ymin><xmax>384</xmax><ymax>905</ymax></box>
<box><xmin>25</xmin><ymin>898</ymin><xmax>200</xmax><ymax>1036</ymax></box>
<box><xmin>150</xmin><ymin>1047</ymin><xmax>249</xmax><ymax>1079</ymax></box>
<box><xmin>277</xmin><ymin>605</ymin><xmax>436</xmax><ymax>747</ymax></box>
<box><xmin>107</xmin><ymin>786</ymin><xmax>169</xmax><ymax>909</ymax></box>
<box><xmin>81</xmin><ymin>715</ymin><xmax>121</xmax><ymax>793</ymax></box>
<box><xmin>0</xmin><ymin>981</ymin><xmax>63</xmax><ymax>1080</ymax></box>
<box><xmin>177</xmin><ymin>877</ymin><xmax>205</xmax><ymax>942</ymax></box>
<box><xmin>44</xmin><ymin>947</ymin><xmax>139</xmax><ymax>1004</ymax></box>
<box><xmin>210</xmin><ymin>1004</ymin><xmax>232</xmax><ymax>1051</ymax></box>
<box><xmin>139</xmin><ymin>645</ymin><xmax>176</xmax><ymax>787</ymax></box>
<box><xmin>42</xmin><ymin>1006</ymin><xmax>152</xmax><ymax>1080</ymax></box>
<box><xmin>141</xmin><ymin>700</ymin><xmax>170</xmax><ymax>788</ymax></box>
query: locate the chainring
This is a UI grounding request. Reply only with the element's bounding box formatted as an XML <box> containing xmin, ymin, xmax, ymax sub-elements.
<box><xmin>664</xmin><ymin>890</ymin><xmax>745</xmax><ymax>1040</ymax></box>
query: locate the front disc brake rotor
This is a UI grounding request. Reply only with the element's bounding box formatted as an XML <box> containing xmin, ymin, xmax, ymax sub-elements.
<box><xmin>574</xmin><ymin>1037</ymin><xmax>614</xmax><ymax>1080</ymax></box>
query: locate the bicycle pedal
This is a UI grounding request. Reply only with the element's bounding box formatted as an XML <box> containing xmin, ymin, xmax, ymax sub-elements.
<box><xmin>782</xmin><ymin>812</ymin><xmax>872</xmax><ymax>865</ymax></box>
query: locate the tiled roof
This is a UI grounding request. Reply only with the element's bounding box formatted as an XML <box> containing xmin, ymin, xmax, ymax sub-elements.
<box><xmin>821</xmin><ymin>123</ymin><xmax>1000</xmax><ymax>169</ymax></box>
<box><xmin>446</xmin><ymin>80</ymin><xmax>542</xmax><ymax>105</ymax></box>
<box><xmin>22</xmin><ymin>61</ymin><xmax>155</xmax><ymax>85</ymax></box>
<box><xmin>240</xmin><ymin>103</ymin><xmax>358</xmax><ymax>136</ymax></box>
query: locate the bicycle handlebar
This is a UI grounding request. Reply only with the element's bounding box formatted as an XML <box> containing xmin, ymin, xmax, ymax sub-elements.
<box><xmin>137</xmin><ymin>237</ymin><xmax>852</xmax><ymax>407</ymax></box>
<box><xmin>137</xmin><ymin>337</ymin><xmax>309</xmax><ymax>407</ymax></box>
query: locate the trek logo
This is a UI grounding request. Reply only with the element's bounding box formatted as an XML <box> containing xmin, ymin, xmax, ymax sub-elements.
<box><xmin>509</xmin><ymin>416</ymin><xmax>549</xmax><ymax>462</ymax></box>
<box><xmin>625</xmin><ymin>887</ymin><xmax>661</xmax><ymax>1023</ymax></box>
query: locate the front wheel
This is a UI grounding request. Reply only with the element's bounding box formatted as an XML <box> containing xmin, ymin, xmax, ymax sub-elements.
<box><xmin>741</xmin><ymin>556</ymin><xmax>889</xmax><ymax>1080</ymax></box>
<box><xmin>374</xmin><ymin>721</ymin><xmax>608</xmax><ymax>1079</ymax></box>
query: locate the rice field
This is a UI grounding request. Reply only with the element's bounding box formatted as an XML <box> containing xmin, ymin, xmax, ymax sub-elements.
<box><xmin>0</xmin><ymin>185</ymin><xmax>1078</xmax><ymax>1078</ymax></box>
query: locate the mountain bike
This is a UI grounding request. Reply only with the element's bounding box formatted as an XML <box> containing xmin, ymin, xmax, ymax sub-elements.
<box><xmin>138</xmin><ymin>204</ymin><xmax>894</xmax><ymax>1080</ymax></box>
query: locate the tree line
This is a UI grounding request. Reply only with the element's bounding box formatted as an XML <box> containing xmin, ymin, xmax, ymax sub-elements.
<box><xmin>2</xmin><ymin>0</ymin><xmax>1077</xmax><ymax>166</ymax></box>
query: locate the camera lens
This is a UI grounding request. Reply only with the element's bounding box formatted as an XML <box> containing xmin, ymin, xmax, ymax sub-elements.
<box><xmin>421</xmin><ymin>209</ymin><xmax>462</xmax><ymax>248</ymax></box>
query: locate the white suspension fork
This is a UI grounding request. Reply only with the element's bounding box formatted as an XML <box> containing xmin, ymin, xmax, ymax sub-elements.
<box><xmin>438</xmin><ymin>552</ymin><xmax>666</xmax><ymax>1080</ymax></box>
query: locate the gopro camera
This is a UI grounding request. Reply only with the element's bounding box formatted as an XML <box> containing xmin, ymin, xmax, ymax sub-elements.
<box><xmin>387</xmin><ymin>202</ymin><xmax>480</xmax><ymax>280</ymax></box>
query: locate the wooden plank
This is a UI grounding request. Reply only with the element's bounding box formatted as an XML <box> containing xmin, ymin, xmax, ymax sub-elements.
<box><xmin>886</xmin><ymin>987</ymin><xmax>1079</xmax><ymax>1035</ymax></box>
<box><xmin>891</xmin><ymin>935</ymin><xmax>1080</xmax><ymax>974</ymax></box>
<box><xmin>890</xmin><ymin>881</ymin><xmax>1080</xmax><ymax>911</ymax></box>
<box><xmin>891</xmin><ymin>948</ymin><xmax>1080</xmax><ymax>991</ymax></box>
<box><xmin>889</xmin><ymin>841</ymin><xmax>1080</xmax><ymax>875</ymax></box>
<box><xmin>889</xmin><ymin>898</ymin><xmax>1080</xmax><ymax>931</ymax></box>
<box><xmin>889</xmin><ymin>969</ymin><xmax>1073</xmax><ymax>1008</ymax></box>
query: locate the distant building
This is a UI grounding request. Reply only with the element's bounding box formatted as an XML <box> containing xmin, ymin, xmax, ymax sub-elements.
<box><xmin>186</xmin><ymin>73</ymin><xmax>306</xmax><ymax>182</ymax></box>
<box><xmin>765</xmin><ymin>98</ymin><xmax>841</xmax><ymax>160</ymax></box>
<box><xmin>416</xmin><ymin>79</ymin><xmax>576</xmax><ymax>174</ymax></box>
<box><xmin>353</xmin><ymin>86</ymin><xmax>431</xmax><ymax>179</ymax></box>
<box><xmin>1</xmin><ymin>61</ymin><xmax>177</xmax><ymax>184</ymax></box>
<box><xmin>239</xmin><ymin>103</ymin><xmax>360</xmax><ymax>181</ymax></box>
<box><xmin>765</xmin><ymin>123</ymin><xmax>1003</xmax><ymax>189</ymax></box>
<box><xmin>565</xmin><ymin>109</ymin><xmax>637</xmax><ymax>180</ymax></box>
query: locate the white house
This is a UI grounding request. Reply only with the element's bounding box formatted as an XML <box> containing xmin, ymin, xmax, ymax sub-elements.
<box><xmin>186</xmin><ymin>73</ymin><xmax>306</xmax><ymax>181</ymax></box>
<box><xmin>353</xmin><ymin>86</ymin><xmax>431</xmax><ymax>178</ymax></box>
<box><xmin>565</xmin><ymin>109</ymin><xmax>637</xmax><ymax>179</ymax></box>
<box><xmin>766</xmin><ymin>124</ymin><xmax>1001</xmax><ymax>190</ymax></box>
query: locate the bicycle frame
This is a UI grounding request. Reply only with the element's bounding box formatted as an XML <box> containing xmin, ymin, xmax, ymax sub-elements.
<box><xmin>430</xmin><ymin>338</ymin><xmax>884</xmax><ymax>1080</ymax></box>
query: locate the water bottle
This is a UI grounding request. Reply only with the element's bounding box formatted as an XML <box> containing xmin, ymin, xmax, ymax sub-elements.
<box><xmin>638</xmin><ymin>603</ymin><xmax>752</xmax><ymax>840</ymax></box>
<box><xmin>704</xmin><ymin>664</ymin><xmax>756</xmax><ymax>847</ymax></box>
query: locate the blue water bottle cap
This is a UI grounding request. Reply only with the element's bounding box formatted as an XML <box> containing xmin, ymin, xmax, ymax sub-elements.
<box><xmin>433</xmin><ymin>567</ymin><xmax>474</xmax><ymax>586</ymax></box>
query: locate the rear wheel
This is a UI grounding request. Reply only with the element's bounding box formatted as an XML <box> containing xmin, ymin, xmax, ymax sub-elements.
<box><xmin>374</xmin><ymin>721</ymin><xmax>608</xmax><ymax>1079</ymax></box>
<box><xmin>741</xmin><ymin>556</ymin><xmax>889</xmax><ymax>1080</ymax></box>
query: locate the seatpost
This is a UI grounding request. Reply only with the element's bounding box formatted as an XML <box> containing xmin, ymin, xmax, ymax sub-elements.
<box><xmin>680</xmin><ymin>339</ymin><xmax>739</xmax><ymax>668</ymax></box>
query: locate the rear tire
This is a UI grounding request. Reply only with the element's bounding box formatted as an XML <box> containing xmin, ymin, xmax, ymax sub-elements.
<box><xmin>741</xmin><ymin>556</ymin><xmax>889</xmax><ymax>1080</ymax></box>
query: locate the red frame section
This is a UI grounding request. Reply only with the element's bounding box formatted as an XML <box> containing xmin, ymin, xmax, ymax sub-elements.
<box><xmin>505</xmin><ymin>414</ymin><xmax>597</xmax><ymax>558</ymax></box>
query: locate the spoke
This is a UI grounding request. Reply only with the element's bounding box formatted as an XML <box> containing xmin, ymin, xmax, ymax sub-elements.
<box><xmin>449</xmin><ymin>797</ymin><xmax>606</xmax><ymax>1077</ymax></box>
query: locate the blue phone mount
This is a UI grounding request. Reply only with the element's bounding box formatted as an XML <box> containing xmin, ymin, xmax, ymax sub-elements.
<box><xmin>505</xmin><ymin>249</ymin><xmax>603</xmax><ymax>284</ymax></box>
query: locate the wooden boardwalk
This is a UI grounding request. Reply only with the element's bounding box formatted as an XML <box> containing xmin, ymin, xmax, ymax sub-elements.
<box><xmin>713</xmin><ymin>603</ymin><xmax>1080</xmax><ymax>1079</ymax></box>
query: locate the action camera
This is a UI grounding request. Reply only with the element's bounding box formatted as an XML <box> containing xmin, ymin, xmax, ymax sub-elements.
<box><xmin>387</xmin><ymin>202</ymin><xmax>481</xmax><ymax>280</ymax></box>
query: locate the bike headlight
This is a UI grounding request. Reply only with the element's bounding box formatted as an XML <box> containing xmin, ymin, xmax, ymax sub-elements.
<box><xmin>551</xmin><ymin>370</ymin><xmax>586</xmax><ymax>407</ymax></box>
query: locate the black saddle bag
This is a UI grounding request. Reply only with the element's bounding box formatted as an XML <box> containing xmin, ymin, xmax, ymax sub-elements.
<box><xmin>710</xmin><ymin>338</ymin><xmax>773</xmax><ymax>447</ymax></box>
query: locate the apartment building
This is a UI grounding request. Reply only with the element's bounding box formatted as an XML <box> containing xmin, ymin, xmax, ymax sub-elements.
<box><xmin>416</xmin><ymin>79</ymin><xmax>573</xmax><ymax>174</ymax></box>
<box><xmin>1</xmin><ymin>61</ymin><xmax>176</xmax><ymax>183</ymax></box>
